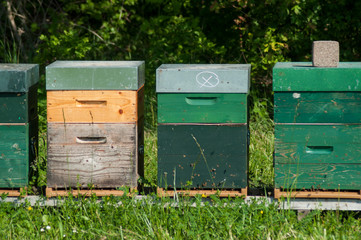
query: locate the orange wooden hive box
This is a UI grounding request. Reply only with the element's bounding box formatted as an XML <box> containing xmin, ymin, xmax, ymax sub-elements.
<box><xmin>46</xmin><ymin>61</ymin><xmax>144</xmax><ymax>192</ymax></box>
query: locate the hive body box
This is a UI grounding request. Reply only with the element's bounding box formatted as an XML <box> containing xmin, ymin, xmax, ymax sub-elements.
<box><xmin>0</xmin><ymin>64</ymin><xmax>39</xmax><ymax>188</ymax></box>
<box><xmin>157</xmin><ymin>64</ymin><xmax>250</xmax><ymax>189</ymax></box>
<box><xmin>273</xmin><ymin>62</ymin><xmax>361</xmax><ymax>190</ymax></box>
<box><xmin>46</xmin><ymin>61</ymin><xmax>144</xmax><ymax>189</ymax></box>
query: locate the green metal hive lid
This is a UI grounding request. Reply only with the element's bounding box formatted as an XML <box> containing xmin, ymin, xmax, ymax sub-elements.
<box><xmin>46</xmin><ymin>61</ymin><xmax>145</xmax><ymax>90</ymax></box>
<box><xmin>0</xmin><ymin>64</ymin><xmax>39</xmax><ymax>92</ymax></box>
<box><xmin>156</xmin><ymin>64</ymin><xmax>250</xmax><ymax>93</ymax></box>
<box><xmin>273</xmin><ymin>62</ymin><xmax>361</xmax><ymax>91</ymax></box>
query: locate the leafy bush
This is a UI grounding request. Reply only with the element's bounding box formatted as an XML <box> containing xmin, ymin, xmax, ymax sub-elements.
<box><xmin>3</xmin><ymin>0</ymin><xmax>361</xmax><ymax>95</ymax></box>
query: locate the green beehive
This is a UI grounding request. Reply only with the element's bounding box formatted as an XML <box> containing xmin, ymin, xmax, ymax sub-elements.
<box><xmin>0</xmin><ymin>64</ymin><xmax>39</xmax><ymax>188</ymax></box>
<box><xmin>273</xmin><ymin>62</ymin><xmax>361</xmax><ymax>190</ymax></box>
<box><xmin>157</xmin><ymin>64</ymin><xmax>250</xmax><ymax>190</ymax></box>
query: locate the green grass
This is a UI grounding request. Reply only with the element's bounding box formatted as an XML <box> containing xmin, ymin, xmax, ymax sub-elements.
<box><xmin>248</xmin><ymin>100</ymin><xmax>274</xmax><ymax>188</ymax></box>
<box><xmin>2</xmin><ymin>196</ymin><xmax>361</xmax><ymax>239</ymax></box>
<box><xmin>144</xmin><ymin>130</ymin><xmax>158</xmax><ymax>187</ymax></box>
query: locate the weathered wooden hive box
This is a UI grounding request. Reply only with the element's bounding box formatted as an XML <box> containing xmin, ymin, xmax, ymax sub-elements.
<box><xmin>46</xmin><ymin>61</ymin><xmax>144</xmax><ymax>189</ymax></box>
<box><xmin>0</xmin><ymin>64</ymin><xmax>39</xmax><ymax>188</ymax></box>
<box><xmin>273</xmin><ymin>62</ymin><xmax>361</xmax><ymax>190</ymax></box>
<box><xmin>157</xmin><ymin>64</ymin><xmax>250</xmax><ymax>189</ymax></box>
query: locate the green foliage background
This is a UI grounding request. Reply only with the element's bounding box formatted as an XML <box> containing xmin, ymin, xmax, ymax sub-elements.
<box><xmin>2</xmin><ymin>0</ymin><xmax>361</xmax><ymax>95</ymax></box>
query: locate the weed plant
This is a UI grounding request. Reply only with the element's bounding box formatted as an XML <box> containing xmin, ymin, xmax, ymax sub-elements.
<box><xmin>248</xmin><ymin>94</ymin><xmax>274</xmax><ymax>188</ymax></box>
<box><xmin>144</xmin><ymin>130</ymin><xmax>157</xmax><ymax>187</ymax></box>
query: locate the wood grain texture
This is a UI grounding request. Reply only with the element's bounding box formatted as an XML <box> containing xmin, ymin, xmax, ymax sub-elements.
<box><xmin>275</xmin><ymin>163</ymin><xmax>361</xmax><ymax>190</ymax></box>
<box><xmin>0</xmin><ymin>188</ymin><xmax>27</xmax><ymax>197</ymax></box>
<box><xmin>0</xmin><ymin>161</ymin><xmax>27</xmax><ymax>187</ymax></box>
<box><xmin>47</xmin><ymin>123</ymin><xmax>142</xmax><ymax>188</ymax></box>
<box><xmin>45</xmin><ymin>61</ymin><xmax>144</xmax><ymax>90</ymax></box>
<box><xmin>137</xmin><ymin>117</ymin><xmax>144</xmax><ymax>180</ymax></box>
<box><xmin>0</xmin><ymin>84</ymin><xmax>38</xmax><ymax>123</ymax></box>
<box><xmin>273</xmin><ymin>62</ymin><xmax>361</xmax><ymax>92</ymax></box>
<box><xmin>274</xmin><ymin>92</ymin><xmax>361</xmax><ymax>123</ymax></box>
<box><xmin>275</xmin><ymin>125</ymin><xmax>361</xmax><ymax>164</ymax></box>
<box><xmin>157</xmin><ymin>187</ymin><xmax>247</xmax><ymax>197</ymax></box>
<box><xmin>47</xmin><ymin>90</ymin><xmax>141</xmax><ymax>123</ymax></box>
<box><xmin>157</xmin><ymin>124</ymin><xmax>248</xmax><ymax>189</ymax></box>
<box><xmin>0</xmin><ymin>119</ymin><xmax>37</xmax><ymax>188</ymax></box>
<box><xmin>274</xmin><ymin>188</ymin><xmax>361</xmax><ymax>199</ymax></box>
<box><xmin>137</xmin><ymin>86</ymin><xmax>144</xmax><ymax>122</ymax></box>
<box><xmin>46</xmin><ymin>187</ymin><xmax>137</xmax><ymax>197</ymax></box>
<box><xmin>158</xmin><ymin>93</ymin><xmax>247</xmax><ymax>123</ymax></box>
<box><xmin>156</xmin><ymin>64</ymin><xmax>250</xmax><ymax>93</ymax></box>
<box><xmin>0</xmin><ymin>64</ymin><xmax>39</xmax><ymax>92</ymax></box>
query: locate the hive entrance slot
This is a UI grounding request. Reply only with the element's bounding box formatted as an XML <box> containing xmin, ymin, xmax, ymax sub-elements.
<box><xmin>185</xmin><ymin>97</ymin><xmax>217</xmax><ymax>105</ymax></box>
<box><xmin>76</xmin><ymin>100</ymin><xmax>107</xmax><ymax>107</ymax></box>
<box><xmin>306</xmin><ymin>146</ymin><xmax>333</xmax><ymax>154</ymax></box>
<box><xmin>76</xmin><ymin>137</ymin><xmax>107</xmax><ymax>144</ymax></box>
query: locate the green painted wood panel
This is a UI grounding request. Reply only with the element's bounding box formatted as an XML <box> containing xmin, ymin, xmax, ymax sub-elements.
<box><xmin>156</xmin><ymin>64</ymin><xmax>250</xmax><ymax>93</ymax></box>
<box><xmin>274</xmin><ymin>92</ymin><xmax>361</xmax><ymax>123</ymax></box>
<box><xmin>46</xmin><ymin>61</ymin><xmax>145</xmax><ymax>90</ymax></box>
<box><xmin>158</xmin><ymin>93</ymin><xmax>248</xmax><ymax>123</ymax></box>
<box><xmin>0</xmin><ymin>84</ymin><xmax>38</xmax><ymax>123</ymax></box>
<box><xmin>275</xmin><ymin>163</ymin><xmax>361</xmax><ymax>190</ymax></box>
<box><xmin>0</xmin><ymin>64</ymin><xmax>39</xmax><ymax>92</ymax></box>
<box><xmin>158</xmin><ymin>124</ymin><xmax>248</xmax><ymax>189</ymax></box>
<box><xmin>0</xmin><ymin>160</ymin><xmax>27</xmax><ymax>187</ymax></box>
<box><xmin>0</xmin><ymin>119</ymin><xmax>37</xmax><ymax>188</ymax></box>
<box><xmin>273</xmin><ymin>62</ymin><xmax>361</xmax><ymax>91</ymax></box>
<box><xmin>274</xmin><ymin>125</ymin><xmax>361</xmax><ymax>164</ymax></box>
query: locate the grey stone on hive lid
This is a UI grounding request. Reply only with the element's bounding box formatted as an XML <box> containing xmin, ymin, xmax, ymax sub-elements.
<box><xmin>156</xmin><ymin>64</ymin><xmax>251</xmax><ymax>93</ymax></box>
<box><xmin>312</xmin><ymin>41</ymin><xmax>339</xmax><ymax>67</ymax></box>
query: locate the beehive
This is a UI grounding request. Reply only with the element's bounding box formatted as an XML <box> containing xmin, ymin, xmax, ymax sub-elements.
<box><xmin>46</xmin><ymin>61</ymin><xmax>144</xmax><ymax>189</ymax></box>
<box><xmin>157</xmin><ymin>64</ymin><xmax>250</xmax><ymax>189</ymax></box>
<box><xmin>0</xmin><ymin>64</ymin><xmax>39</xmax><ymax>188</ymax></box>
<box><xmin>273</xmin><ymin>62</ymin><xmax>361</xmax><ymax>190</ymax></box>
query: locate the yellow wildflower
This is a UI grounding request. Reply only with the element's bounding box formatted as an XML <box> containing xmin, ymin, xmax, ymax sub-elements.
<box><xmin>27</xmin><ymin>206</ymin><xmax>32</xmax><ymax>211</ymax></box>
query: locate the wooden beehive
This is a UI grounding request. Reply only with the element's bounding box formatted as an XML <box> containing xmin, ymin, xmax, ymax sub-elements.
<box><xmin>157</xmin><ymin>64</ymin><xmax>250</xmax><ymax>189</ymax></box>
<box><xmin>0</xmin><ymin>64</ymin><xmax>39</xmax><ymax>188</ymax></box>
<box><xmin>273</xmin><ymin>62</ymin><xmax>361</xmax><ymax>190</ymax></box>
<box><xmin>46</xmin><ymin>61</ymin><xmax>144</xmax><ymax>189</ymax></box>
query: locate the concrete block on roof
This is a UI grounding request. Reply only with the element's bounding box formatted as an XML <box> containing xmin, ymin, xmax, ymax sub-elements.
<box><xmin>312</xmin><ymin>41</ymin><xmax>339</xmax><ymax>67</ymax></box>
